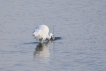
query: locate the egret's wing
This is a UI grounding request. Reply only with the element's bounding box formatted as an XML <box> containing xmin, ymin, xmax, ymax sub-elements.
<box><xmin>34</xmin><ymin>30</ymin><xmax>41</xmax><ymax>36</ymax></box>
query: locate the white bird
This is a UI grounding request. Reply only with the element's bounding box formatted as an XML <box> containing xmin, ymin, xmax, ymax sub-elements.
<box><xmin>33</xmin><ymin>25</ymin><xmax>53</xmax><ymax>43</ymax></box>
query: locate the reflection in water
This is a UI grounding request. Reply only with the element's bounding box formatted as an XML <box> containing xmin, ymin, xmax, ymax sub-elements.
<box><xmin>33</xmin><ymin>37</ymin><xmax>61</xmax><ymax>61</ymax></box>
<box><xmin>52</xmin><ymin>37</ymin><xmax>61</xmax><ymax>41</ymax></box>
<box><xmin>34</xmin><ymin>40</ymin><xmax>51</xmax><ymax>59</ymax></box>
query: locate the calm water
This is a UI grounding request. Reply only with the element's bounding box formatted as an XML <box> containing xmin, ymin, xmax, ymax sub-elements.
<box><xmin>0</xmin><ymin>0</ymin><xmax>106</xmax><ymax>71</ymax></box>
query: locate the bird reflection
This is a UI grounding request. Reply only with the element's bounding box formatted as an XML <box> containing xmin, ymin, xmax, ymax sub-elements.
<box><xmin>34</xmin><ymin>40</ymin><xmax>51</xmax><ymax>59</ymax></box>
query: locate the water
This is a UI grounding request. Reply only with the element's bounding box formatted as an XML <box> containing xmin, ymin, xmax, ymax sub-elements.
<box><xmin>0</xmin><ymin>0</ymin><xmax>106</xmax><ymax>71</ymax></box>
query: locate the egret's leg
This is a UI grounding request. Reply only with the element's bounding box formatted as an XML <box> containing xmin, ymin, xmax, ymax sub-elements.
<box><xmin>39</xmin><ymin>38</ymin><xmax>43</xmax><ymax>43</ymax></box>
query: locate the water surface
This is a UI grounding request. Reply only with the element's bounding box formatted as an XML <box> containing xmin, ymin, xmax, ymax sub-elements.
<box><xmin>0</xmin><ymin>0</ymin><xmax>106</xmax><ymax>71</ymax></box>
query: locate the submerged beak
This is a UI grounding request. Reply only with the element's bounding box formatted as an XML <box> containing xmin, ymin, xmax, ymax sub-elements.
<box><xmin>50</xmin><ymin>36</ymin><xmax>54</xmax><ymax>40</ymax></box>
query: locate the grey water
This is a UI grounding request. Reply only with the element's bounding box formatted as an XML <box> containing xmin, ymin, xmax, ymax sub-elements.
<box><xmin>0</xmin><ymin>0</ymin><xmax>106</xmax><ymax>71</ymax></box>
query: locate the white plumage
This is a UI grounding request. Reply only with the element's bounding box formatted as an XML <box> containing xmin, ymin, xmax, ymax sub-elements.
<box><xmin>33</xmin><ymin>25</ymin><xmax>53</xmax><ymax>43</ymax></box>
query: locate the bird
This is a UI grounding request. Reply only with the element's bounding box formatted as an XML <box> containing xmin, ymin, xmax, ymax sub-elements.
<box><xmin>33</xmin><ymin>25</ymin><xmax>54</xmax><ymax>43</ymax></box>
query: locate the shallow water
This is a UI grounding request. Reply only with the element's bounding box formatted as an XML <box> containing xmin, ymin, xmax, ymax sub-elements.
<box><xmin>0</xmin><ymin>0</ymin><xmax>106</xmax><ymax>71</ymax></box>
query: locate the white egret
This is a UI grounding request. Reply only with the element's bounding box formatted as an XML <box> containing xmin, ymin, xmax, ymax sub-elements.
<box><xmin>33</xmin><ymin>25</ymin><xmax>53</xmax><ymax>43</ymax></box>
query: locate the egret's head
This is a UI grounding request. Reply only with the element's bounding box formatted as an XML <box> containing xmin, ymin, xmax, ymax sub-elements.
<box><xmin>50</xmin><ymin>33</ymin><xmax>54</xmax><ymax>40</ymax></box>
<box><xmin>50</xmin><ymin>33</ymin><xmax>53</xmax><ymax>37</ymax></box>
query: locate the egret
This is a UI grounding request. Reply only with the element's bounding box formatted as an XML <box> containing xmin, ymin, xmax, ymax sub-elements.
<box><xmin>33</xmin><ymin>25</ymin><xmax>53</xmax><ymax>43</ymax></box>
